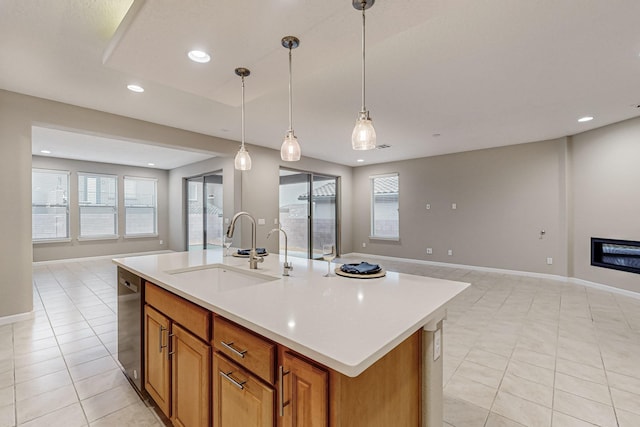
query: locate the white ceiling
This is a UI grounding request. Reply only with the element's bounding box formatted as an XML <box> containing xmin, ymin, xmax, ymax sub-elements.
<box><xmin>2</xmin><ymin>0</ymin><xmax>640</xmax><ymax>167</ymax></box>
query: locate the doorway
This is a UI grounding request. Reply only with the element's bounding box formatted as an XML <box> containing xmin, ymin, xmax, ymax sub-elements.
<box><xmin>186</xmin><ymin>171</ymin><xmax>223</xmax><ymax>251</ymax></box>
<box><xmin>279</xmin><ymin>169</ymin><xmax>339</xmax><ymax>259</ymax></box>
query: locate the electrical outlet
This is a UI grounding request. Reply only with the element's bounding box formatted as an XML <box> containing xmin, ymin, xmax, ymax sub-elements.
<box><xmin>224</xmin><ymin>217</ymin><xmax>229</xmax><ymax>224</ymax></box>
<box><xmin>362</xmin><ymin>242</ymin><xmax>367</xmax><ymax>248</ymax></box>
<box><xmin>433</xmin><ymin>328</ymin><xmax>441</xmax><ymax>361</ymax></box>
<box><xmin>447</xmin><ymin>249</ymin><xmax>453</xmax><ymax>256</ymax></box>
<box><xmin>159</xmin><ymin>240</ymin><xmax>163</xmax><ymax>245</ymax></box>
<box><xmin>274</xmin><ymin>218</ymin><xmax>279</xmax><ymax>225</ymax></box>
<box><xmin>546</xmin><ymin>257</ymin><xmax>553</xmax><ymax>265</ymax></box>
<box><xmin>451</xmin><ymin>203</ymin><xmax>457</xmax><ymax>210</ymax></box>
<box><xmin>426</xmin><ymin>248</ymin><xmax>433</xmax><ymax>254</ymax></box>
<box><xmin>258</xmin><ymin>218</ymin><xmax>265</xmax><ymax>225</ymax></box>
<box><xmin>426</xmin><ymin>203</ymin><xmax>431</xmax><ymax>210</ymax></box>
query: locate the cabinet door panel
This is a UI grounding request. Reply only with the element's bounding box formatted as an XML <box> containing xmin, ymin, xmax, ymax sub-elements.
<box><xmin>213</xmin><ymin>353</ymin><xmax>274</xmax><ymax>427</ymax></box>
<box><xmin>171</xmin><ymin>324</ymin><xmax>211</xmax><ymax>427</ymax></box>
<box><xmin>282</xmin><ymin>352</ymin><xmax>328</xmax><ymax>427</ymax></box>
<box><xmin>144</xmin><ymin>305</ymin><xmax>171</xmax><ymax>416</ymax></box>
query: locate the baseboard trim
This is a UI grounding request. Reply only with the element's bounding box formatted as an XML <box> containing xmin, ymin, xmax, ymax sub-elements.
<box><xmin>0</xmin><ymin>310</ymin><xmax>35</xmax><ymax>326</ymax></box>
<box><xmin>568</xmin><ymin>277</ymin><xmax>640</xmax><ymax>300</ymax></box>
<box><xmin>33</xmin><ymin>250</ymin><xmax>174</xmax><ymax>266</ymax></box>
<box><xmin>343</xmin><ymin>252</ymin><xmax>640</xmax><ymax>300</ymax></box>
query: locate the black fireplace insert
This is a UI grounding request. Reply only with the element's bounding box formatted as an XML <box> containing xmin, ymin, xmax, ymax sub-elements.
<box><xmin>591</xmin><ymin>237</ymin><xmax>640</xmax><ymax>275</ymax></box>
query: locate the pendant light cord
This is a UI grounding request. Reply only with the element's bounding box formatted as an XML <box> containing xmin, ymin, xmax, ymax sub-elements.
<box><xmin>361</xmin><ymin>1</ymin><xmax>366</xmax><ymax>112</ymax></box>
<box><xmin>288</xmin><ymin>43</ymin><xmax>293</xmax><ymax>133</ymax></box>
<box><xmin>241</xmin><ymin>75</ymin><xmax>246</xmax><ymax>148</ymax></box>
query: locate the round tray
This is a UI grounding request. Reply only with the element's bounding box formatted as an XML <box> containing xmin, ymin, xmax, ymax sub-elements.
<box><xmin>335</xmin><ymin>267</ymin><xmax>386</xmax><ymax>279</ymax></box>
<box><xmin>232</xmin><ymin>252</ymin><xmax>269</xmax><ymax>258</ymax></box>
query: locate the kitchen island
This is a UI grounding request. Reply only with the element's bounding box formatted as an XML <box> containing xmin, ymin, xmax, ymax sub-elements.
<box><xmin>114</xmin><ymin>250</ymin><xmax>469</xmax><ymax>427</ymax></box>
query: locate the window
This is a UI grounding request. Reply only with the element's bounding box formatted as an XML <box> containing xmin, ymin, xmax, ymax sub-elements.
<box><xmin>124</xmin><ymin>176</ymin><xmax>158</xmax><ymax>236</ymax></box>
<box><xmin>78</xmin><ymin>173</ymin><xmax>117</xmax><ymax>238</ymax></box>
<box><xmin>32</xmin><ymin>169</ymin><xmax>69</xmax><ymax>241</ymax></box>
<box><xmin>370</xmin><ymin>173</ymin><xmax>399</xmax><ymax>239</ymax></box>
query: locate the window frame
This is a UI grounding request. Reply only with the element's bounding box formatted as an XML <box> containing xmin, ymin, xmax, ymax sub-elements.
<box><xmin>78</xmin><ymin>172</ymin><xmax>119</xmax><ymax>239</ymax></box>
<box><xmin>124</xmin><ymin>176</ymin><xmax>158</xmax><ymax>237</ymax></box>
<box><xmin>32</xmin><ymin>168</ymin><xmax>71</xmax><ymax>243</ymax></box>
<box><xmin>369</xmin><ymin>172</ymin><xmax>400</xmax><ymax>241</ymax></box>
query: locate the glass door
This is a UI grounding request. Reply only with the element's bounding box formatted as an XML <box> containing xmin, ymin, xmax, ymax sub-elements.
<box><xmin>279</xmin><ymin>170</ymin><xmax>310</xmax><ymax>259</ymax></box>
<box><xmin>279</xmin><ymin>169</ymin><xmax>338</xmax><ymax>259</ymax></box>
<box><xmin>311</xmin><ymin>174</ymin><xmax>337</xmax><ymax>260</ymax></box>
<box><xmin>186</xmin><ymin>171</ymin><xmax>223</xmax><ymax>251</ymax></box>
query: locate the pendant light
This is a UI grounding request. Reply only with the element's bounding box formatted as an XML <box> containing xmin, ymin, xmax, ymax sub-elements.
<box><xmin>351</xmin><ymin>0</ymin><xmax>376</xmax><ymax>150</ymax></box>
<box><xmin>280</xmin><ymin>36</ymin><xmax>302</xmax><ymax>162</ymax></box>
<box><xmin>234</xmin><ymin>67</ymin><xmax>252</xmax><ymax>170</ymax></box>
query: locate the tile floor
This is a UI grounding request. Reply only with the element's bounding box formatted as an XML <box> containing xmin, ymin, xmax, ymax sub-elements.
<box><xmin>0</xmin><ymin>259</ymin><xmax>162</xmax><ymax>427</ymax></box>
<box><xmin>1</xmin><ymin>255</ymin><xmax>639</xmax><ymax>426</ymax></box>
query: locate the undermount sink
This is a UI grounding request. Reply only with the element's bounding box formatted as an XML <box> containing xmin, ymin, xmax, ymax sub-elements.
<box><xmin>165</xmin><ymin>264</ymin><xmax>278</xmax><ymax>292</ymax></box>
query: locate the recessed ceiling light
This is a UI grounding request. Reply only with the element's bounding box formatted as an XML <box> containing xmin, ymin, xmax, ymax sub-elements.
<box><xmin>127</xmin><ymin>84</ymin><xmax>144</xmax><ymax>93</ymax></box>
<box><xmin>147</xmin><ymin>162</ymin><xmax>155</xmax><ymax>166</ymax></box>
<box><xmin>578</xmin><ymin>116</ymin><xmax>594</xmax><ymax>122</ymax></box>
<box><xmin>40</xmin><ymin>150</ymin><xmax>51</xmax><ymax>154</ymax></box>
<box><xmin>188</xmin><ymin>50</ymin><xmax>211</xmax><ymax>63</ymax></box>
<box><xmin>356</xmin><ymin>159</ymin><xmax>364</xmax><ymax>163</ymax></box>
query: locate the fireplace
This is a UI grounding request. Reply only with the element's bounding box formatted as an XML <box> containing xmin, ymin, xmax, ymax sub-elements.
<box><xmin>591</xmin><ymin>238</ymin><xmax>640</xmax><ymax>275</ymax></box>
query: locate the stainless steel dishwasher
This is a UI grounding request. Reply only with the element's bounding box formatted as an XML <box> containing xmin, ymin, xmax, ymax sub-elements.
<box><xmin>117</xmin><ymin>266</ymin><xmax>143</xmax><ymax>393</ymax></box>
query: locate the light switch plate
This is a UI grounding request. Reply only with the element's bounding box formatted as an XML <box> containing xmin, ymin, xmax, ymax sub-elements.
<box><xmin>258</xmin><ymin>218</ymin><xmax>265</xmax><ymax>225</ymax></box>
<box><xmin>448</xmin><ymin>249</ymin><xmax>453</xmax><ymax>256</ymax></box>
<box><xmin>426</xmin><ymin>203</ymin><xmax>431</xmax><ymax>210</ymax></box>
<box><xmin>426</xmin><ymin>248</ymin><xmax>433</xmax><ymax>254</ymax></box>
<box><xmin>451</xmin><ymin>203</ymin><xmax>457</xmax><ymax>210</ymax></box>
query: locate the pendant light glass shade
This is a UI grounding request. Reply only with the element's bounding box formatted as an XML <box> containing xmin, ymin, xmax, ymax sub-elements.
<box><xmin>281</xmin><ymin>130</ymin><xmax>301</xmax><ymax>161</ymax></box>
<box><xmin>234</xmin><ymin>146</ymin><xmax>252</xmax><ymax>170</ymax></box>
<box><xmin>280</xmin><ymin>36</ymin><xmax>301</xmax><ymax>162</ymax></box>
<box><xmin>352</xmin><ymin>0</ymin><xmax>376</xmax><ymax>151</ymax></box>
<box><xmin>234</xmin><ymin>67</ymin><xmax>252</xmax><ymax>171</ymax></box>
<box><xmin>352</xmin><ymin>111</ymin><xmax>376</xmax><ymax>150</ymax></box>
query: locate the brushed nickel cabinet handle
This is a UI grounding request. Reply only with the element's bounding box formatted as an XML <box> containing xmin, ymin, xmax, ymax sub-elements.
<box><xmin>158</xmin><ymin>326</ymin><xmax>168</xmax><ymax>353</ymax></box>
<box><xmin>168</xmin><ymin>333</ymin><xmax>175</xmax><ymax>360</ymax></box>
<box><xmin>278</xmin><ymin>365</ymin><xmax>290</xmax><ymax>417</ymax></box>
<box><xmin>220</xmin><ymin>341</ymin><xmax>247</xmax><ymax>358</ymax></box>
<box><xmin>220</xmin><ymin>371</ymin><xmax>246</xmax><ymax>390</ymax></box>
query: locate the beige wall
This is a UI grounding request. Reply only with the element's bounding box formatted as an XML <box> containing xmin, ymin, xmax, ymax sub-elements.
<box><xmin>2</xmin><ymin>87</ymin><xmax>639</xmax><ymax>321</ymax></box>
<box><xmin>0</xmin><ymin>91</ymin><xmax>33</xmax><ymax>318</ymax></box>
<box><xmin>352</xmin><ymin>139</ymin><xmax>569</xmax><ymax>276</ymax></box>
<box><xmin>168</xmin><ymin>156</ymin><xmax>241</xmax><ymax>251</ymax></box>
<box><xmin>237</xmin><ymin>145</ymin><xmax>353</xmax><ymax>256</ymax></box>
<box><xmin>0</xmin><ymin>89</ymin><xmax>354</xmax><ymax>319</ymax></box>
<box><xmin>0</xmin><ymin>89</ymin><xmax>235</xmax><ymax>319</ymax></box>
<box><xmin>31</xmin><ymin>156</ymin><xmax>169</xmax><ymax>261</ymax></box>
<box><xmin>570</xmin><ymin>118</ymin><xmax>640</xmax><ymax>293</ymax></box>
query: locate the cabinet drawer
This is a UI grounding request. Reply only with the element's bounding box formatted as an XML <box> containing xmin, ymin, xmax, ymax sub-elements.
<box><xmin>213</xmin><ymin>353</ymin><xmax>274</xmax><ymax>427</ymax></box>
<box><xmin>213</xmin><ymin>316</ymin><xmax>275</xmax><ymax>384</ymax></box>
<box><xmin>145</xmin><ymin>282</ymin><xmax>210</xmax><ymax>342</ymax></box>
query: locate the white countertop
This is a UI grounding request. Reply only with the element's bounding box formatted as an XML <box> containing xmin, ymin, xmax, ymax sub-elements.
<box><xmin>113</xmin><ymin>250</ymin><xmax>469</xmax><ymax>377</ymax></box>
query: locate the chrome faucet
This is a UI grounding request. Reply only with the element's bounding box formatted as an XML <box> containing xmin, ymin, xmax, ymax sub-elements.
<box><xmin>226</xmin><ymin>212</ymin><xmax>264</xmax><ymax>269</ymax></box>
<box><xmin>267</xmin><ymin>225</ymin><xmax>292</xmax><ymax>276</ymax></box>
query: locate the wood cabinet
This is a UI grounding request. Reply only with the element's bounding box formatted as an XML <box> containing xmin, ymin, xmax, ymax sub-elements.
<box><xmin>144</xmin><ymin>282</ymin><xmax>211</xmax><ymax>426</ymax></box>
<box><xmin>144</xmin><ymin>304</ymin><xmax>170</xmax><ymax>416</ymax></box>
<box><xmin>213</xmin><ymin>315</ymin><xmax>276</xmax><ymax>384</ymax></box>
<box><xmin>140</xmin><ymin>279</ymin><xmax>421</xmax><ymax>427</ymax></box>
<box><xmin>171</xmin><ymin>324</ymin><xmax>211</xmax><ymax>427</ymax></box>
<box><xmin>280</xmin><ymin>351</ymin><xmax>328</xmax><ymax>427</ymax></box>
<box><xmin>213</xmin><ymin>352</ymin><xmax>274</xmax><ymax>427</ymax></box>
